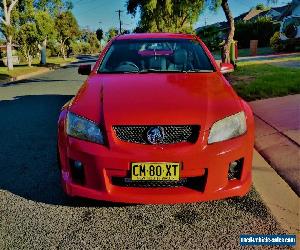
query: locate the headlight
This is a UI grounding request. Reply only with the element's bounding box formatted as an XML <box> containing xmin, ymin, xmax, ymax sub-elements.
<box><xmin>66</xmin><ymin>112</ymin><xmax>104</xmax><ymax>144</ymax></box>
<box><xmin>208</xmin><ymin>111</ymin><xmax>246</xmax><ymax>144</ymax></box>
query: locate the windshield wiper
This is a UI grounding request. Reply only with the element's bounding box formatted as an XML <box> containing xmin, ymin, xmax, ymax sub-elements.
<box><xmin>139</xmin><ymin>69</ymin><xmax>182</xmax><ymax>73</ymax></box>
<box><xmin>100</xmin><ymin>69</ymin><xmax>214</xmax><ymax>74</ymax></box>
<box><xmin>100</xmin><ymin>70</ymin><xmax>139</xmax><ymax>74</ymax></box>
<box><xmin>182</xmin><ymin>69</ymin><xmax>214</xmax><ymax>73</ymax></box>
<box><xmin>139</xmin><ymin>69</ymin><xmax>214</xmax><ymax>73</ymax></box>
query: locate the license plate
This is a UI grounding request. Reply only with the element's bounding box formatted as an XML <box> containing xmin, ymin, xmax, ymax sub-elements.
<box><xmin>131</xmin><ymin>162</ymin><xmax>180</xmax><ymax>181</ymax></box>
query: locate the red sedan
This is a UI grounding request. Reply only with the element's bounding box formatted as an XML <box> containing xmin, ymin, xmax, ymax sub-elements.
<box><xmin>57</xmin><ymin>33</ymin><xmax>254</xmax><ymax>204</ymax></box>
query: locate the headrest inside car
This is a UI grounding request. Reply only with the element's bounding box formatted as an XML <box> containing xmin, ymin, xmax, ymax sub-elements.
<box><xmin>173</xmin><ymin>49</ymin><xmax>188</xmax><ymax>65</ymax></box>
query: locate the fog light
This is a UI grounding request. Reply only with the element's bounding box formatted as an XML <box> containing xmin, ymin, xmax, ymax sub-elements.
<box><xmin>70</xmin><ymin>160</ymin><xmax>85</xmax><ymax>184</ymax></box>
<box><xmin>228</xmin><ymin>158</ymin><xmax>243</xmax><ymax>180</ymax></box>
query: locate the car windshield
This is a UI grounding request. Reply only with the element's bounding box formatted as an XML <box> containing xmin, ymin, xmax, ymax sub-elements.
<box><xmin>98</xmin><ymin>39</ymin><xmax>215</xmax><ymax>73</ymax></box>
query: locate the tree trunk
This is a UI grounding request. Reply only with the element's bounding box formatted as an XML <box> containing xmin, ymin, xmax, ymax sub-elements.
<box><xmin>61</xmin><ymin>43</ymin><xmax>66</xmax><ymax>60</ymax></box>
<box><xmin>40</xmin><ymin>38</ymin><xmax>47</xmax><ymax>65</ymax></box>
<box><xmin>2</xmin><ymin>0</ymin><xmax>19</xmax><ymax>70</ymax></box>
<box><xmin>60</xmin><ymin>38</ymin><xmax>68</xmax><ymax>60</ymax></box>
<box><xmin>28</xmin><ymin>55</ymin><xmax>32</xmax><ymax>67</ymax></box>
<box><xmin>221</xmin><ymin>0</ymin><xmax>235</xmax><ymax>63</ymax></box>
<box><xmin>6</xmin><ymin>37</ymin><xmax>13</xmax><ymax>70</ymax></box>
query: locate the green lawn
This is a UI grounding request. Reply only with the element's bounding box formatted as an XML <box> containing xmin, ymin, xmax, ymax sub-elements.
<box><xmin>32</xmin><ymin>57</ymin><xmax>77</xmax><ymax>65</ymax></box>
<box><xmin>0</xmin><ymin>57</ymin><xmax>77</xmax><ymax>80</ymax></box>
<box><xmin>0</xmin><ymin>66</ymin><xmax>43</xmax><ymax>80</ymax></box>
<box><xmin>231</xmin><ymin>57</ymin><xmax>300</xmax><ymax>101</ymax></box>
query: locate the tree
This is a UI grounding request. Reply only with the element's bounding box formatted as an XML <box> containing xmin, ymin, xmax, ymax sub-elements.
<box><xmin>35</xmin><ymin>0</ymin><xmax>73</xmax><ymax>15</ymax></box>
<box><xmin>34</xmin><ymin>0</ymin><xmax>72</xmax><ymax>64</ymax></box>
<box><xmin>127</xmin><ymin>0</ymin><xmax>205</xmax><ymax>33</ymax></box>
<box><xmin>256</xmin><ymin>3</ymin><xmax>267</xmax><ymax>10</ymax></box>
<box><xmin>55</xmin><ymin>11</ymin><xmax>79</xmax><ymax>59</ymax></box>
<box><xmin>35</xmin><ymin>11</ymin><xmax>56</xmax><ymax>64</ymax></box>
<box><xmin>0</xmin><ymin>0</ymin><xmax>19</xmax><ymax>70</ymax></box>
<box><xmin>220</xmin><ymin>0</ymin><xmax>234</xmax><ymax>63</ymax></box>
<box><xmin>96</xmin><ymin>28</ymin><xmax>103</xmax><ymax>42</ymax></box>
<box><xmin>106</xmin><ymin>27</ymin><xmax>118</xmax><ymax>41</ymax></box>
<box><xmin>197</xmin><ymin>25</ymin><xmax>222</xmax><ymax>51</ymax></box>
<box><xmin>96</xmin><ymin>28</ymin><xmax>103</xmax><ymax>50</ymax></box>
<box><xmin>81</xmin><ymin>29</ymin><xmax>100</xmax><ymax>54</ymax></box>
<box><xmin>17</xmin><ymin>22</ymin><xmax>39</xmax><ymax>66</ymax></box>
<box><xmin>205</xmin><ymin>0</ymin><xmax>234</xmax><ymax>63</ymax></box>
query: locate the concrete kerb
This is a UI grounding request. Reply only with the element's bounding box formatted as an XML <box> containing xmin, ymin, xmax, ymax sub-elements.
<box><xmin>252</xmin><ymin>150</ymin><xmax>299</xmax><ymax>243</ymax></box>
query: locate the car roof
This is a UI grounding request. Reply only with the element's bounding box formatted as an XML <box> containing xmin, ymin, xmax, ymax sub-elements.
<box><xmin>115</xmin><ymin>33</ymin><xmax>196</xmax><ymax>40</ymax></box>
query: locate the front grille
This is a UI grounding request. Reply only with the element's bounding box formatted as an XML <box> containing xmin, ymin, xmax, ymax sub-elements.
<box><xmin>113</xmin><ymin>125</ymin><xmax>200</xmax><ymax>144</ymax></box>
<box><xmin>111</xmin><ymin>169</ymin><xmax>207</xmax><ymax>192</ymax></box>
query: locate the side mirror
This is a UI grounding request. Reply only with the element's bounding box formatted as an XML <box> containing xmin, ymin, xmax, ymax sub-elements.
<box><xmin>220</xmin><ymin>63</ymin><xmax>234</xmax><ymax>74</ymax></box>
<box><xmin>78</xmin><ymin>64</ymin><xmax>92</xmax><ymax>75</ymax></box>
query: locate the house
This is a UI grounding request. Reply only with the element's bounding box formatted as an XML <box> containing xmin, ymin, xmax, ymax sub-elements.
<box><xmin>195</xmin><ymin>3</ymin><xmax>291</xmax><ymax>34</ymax></box>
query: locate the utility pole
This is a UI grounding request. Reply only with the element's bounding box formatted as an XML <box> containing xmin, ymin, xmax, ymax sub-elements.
<box><xmin>116</xmin><ymin>10</ymin><xmax>123</xmax><ymax>34</ymax></box>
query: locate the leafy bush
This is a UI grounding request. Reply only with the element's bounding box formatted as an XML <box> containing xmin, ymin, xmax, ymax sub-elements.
<box><xmin>197</xmin><ymin>25</ymin><xmax>223</xmax><ymax>51</ymax></box>
<box><xmin>70</xmin><ymin>41</ymin><xmax>95</xmax><ymax>55</ymax></box>
<box><xmin>270</xmin><ymin>31</ymin><xmax>284</xmax><ymax>52</ymax></box>
<box><xmin>47</xmin><ymin>40</ymin><xmax>61</xmax><ymax>57</ymax></box>
<box><xmin>16</xmin><ymin>23</ymin><xmax>39</xmax><ymax>66</ymax></box>
<box><xmin>234</xmin><ymin>17</ymin><xmax>280</xmax><ymax>48</ymax></box>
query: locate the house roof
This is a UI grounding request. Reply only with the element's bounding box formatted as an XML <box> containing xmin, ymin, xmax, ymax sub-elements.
<box><xmin>236</xmin><ymin>8</ymin><xmax>268</xmax><ymax>21</ymax></box>
<box><xmin>272</xmin><ymin>5</ymin><xmax>289</xmax><ymax>14</ymax></box>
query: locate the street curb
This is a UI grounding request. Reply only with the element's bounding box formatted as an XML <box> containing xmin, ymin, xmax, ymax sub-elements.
<box><xmin>252</xmin><ymin>150</ymin><xmax>299</xmax><ymax>235</ymax></box>
<box><xmin>254</xmin><ymin>113</ymin><xmax>300</xmax><ymax>147</ymax></box>
<box><xmin>238</xmin><ymin>52</ymin><xmax>300</xmax><ymax>61</ymax></box>
<box><xmin>252</xmin><ymin>114</ymin><xmax>300</xmax><ymax>196</ymax></box>
<box><xmin>9</xmin><ymin>68</ymin><xmax>51</xmax><ymax>82</ymax></box>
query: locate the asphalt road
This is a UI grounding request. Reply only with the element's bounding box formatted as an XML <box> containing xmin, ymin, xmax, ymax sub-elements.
<box><xmin>0</xmin><ymin>57</ymin><xmax>289</xmax><ymax>250</ymax></box>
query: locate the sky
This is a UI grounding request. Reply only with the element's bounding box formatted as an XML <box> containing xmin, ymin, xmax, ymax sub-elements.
<box><xmin>71</xmin><ymin>0</ymin><xmax>292</xmax><ymax>33</ymax></box>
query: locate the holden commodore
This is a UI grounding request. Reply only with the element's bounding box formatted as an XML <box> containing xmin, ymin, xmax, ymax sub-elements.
<box><xmin>57</xmin><ymin>33</ymin><xmax>254</xmax><ymax>204</ymax></box>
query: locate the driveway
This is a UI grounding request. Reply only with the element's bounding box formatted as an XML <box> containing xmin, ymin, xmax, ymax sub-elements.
<box><xmin>0</xmin><ymin>57</ymin><xmax>288</xmax><ymax>249</ymax></box>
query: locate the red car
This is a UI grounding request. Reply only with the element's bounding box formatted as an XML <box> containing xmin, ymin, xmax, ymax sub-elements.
<box><xmin>57</xmin><ymin>33</ymin><xmax>254</xmax><ymax>204</ymax></box>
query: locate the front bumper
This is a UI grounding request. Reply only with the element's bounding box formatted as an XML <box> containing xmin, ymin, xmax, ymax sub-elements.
<box><xmin>58</xmin><ymin>124</ymin><xmax>254</xmax><ymax>204</ymax></box>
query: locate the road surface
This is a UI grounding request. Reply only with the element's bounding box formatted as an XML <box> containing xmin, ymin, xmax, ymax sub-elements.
<box><xmin>0</xmin><ymin>57</ymin><xmax>289</xmax><ymax>249</ymax></box>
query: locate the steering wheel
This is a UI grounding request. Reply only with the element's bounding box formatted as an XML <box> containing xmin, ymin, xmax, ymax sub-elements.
<box><xmin>118</xmin><ymin>61</ymin><xmax>139</xmax><ymax>71</ymax></box>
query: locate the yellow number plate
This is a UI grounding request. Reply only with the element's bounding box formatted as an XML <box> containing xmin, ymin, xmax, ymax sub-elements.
<box><xmin>131</xmin><ymin>162</ymin><xmax>180</xmax><ymax>181</ymax></box>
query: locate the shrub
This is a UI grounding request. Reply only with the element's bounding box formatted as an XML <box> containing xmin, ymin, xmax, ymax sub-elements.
<box><xmin>234</xmin><ymin>17</ymin><xmax>280</xmax><ymax>48</ymax></box>
<box><xmin>70</xmin><ymin>41</ymin><xmax>93</xmax><ymax>55</ymax></box>
<box><xmin>270</xmin><ymin>31</ymin><xmax>284</xmax><ymax>52</ymax></box>
<box><xmin>47</xmin><ymin>40</ymin><xmax>61</xmax><ymax>57</ymax></box>
<box><xmin>197</xmin><ymin>25</ymin><xmax>223</xmax><ymax>51</ymax></box>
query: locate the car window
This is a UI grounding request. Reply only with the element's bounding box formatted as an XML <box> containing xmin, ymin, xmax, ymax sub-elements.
<box><xmin>98</xmin><ymin>39</ymin><xmax>215</xmax><ymax>73</ymax></box>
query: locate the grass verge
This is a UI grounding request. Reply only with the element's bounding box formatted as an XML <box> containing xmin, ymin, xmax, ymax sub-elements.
<box><xmin>212</xmin><ymin>47</ymin><xmax>274</xmax><ymax>59</ymax></box>
<box><xmin>230</xmin><ymin>57</ymin><xmax>300</xmax><ymax>101</ymax></box>
<box><xmin>0</xmin><ymin>57</ymin><xmax>77</xmax><ymax>80</ymax></box>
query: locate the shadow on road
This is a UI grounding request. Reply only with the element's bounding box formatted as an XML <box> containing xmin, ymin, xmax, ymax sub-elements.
<box><xmin>0</xmin><ymin>94</ymin><xmax>125</xmax><ymax>207</ymax></box>
<box><xmin>1</xmin><ymin>79</ymin><xmax>79</xmax><ymax>87</ymax></box>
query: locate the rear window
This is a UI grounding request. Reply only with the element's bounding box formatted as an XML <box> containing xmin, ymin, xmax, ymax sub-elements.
<box><xmin>98</xmin><ymin>39</ymin><xmax>215</xmax><ymax>73</ymax></box>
